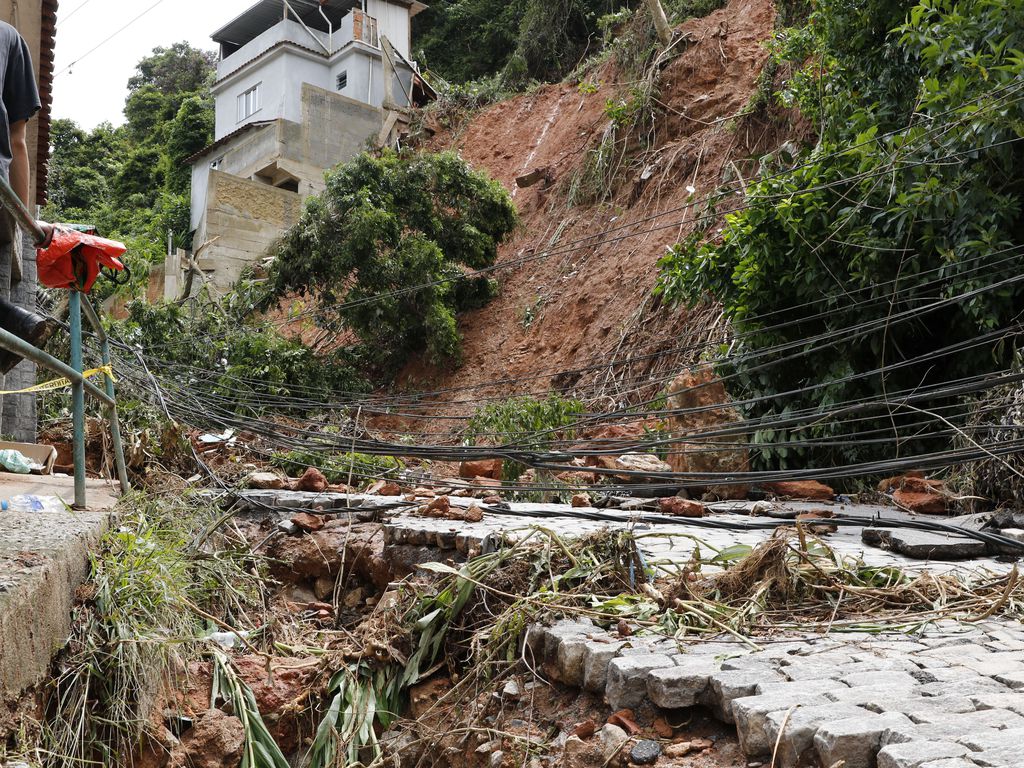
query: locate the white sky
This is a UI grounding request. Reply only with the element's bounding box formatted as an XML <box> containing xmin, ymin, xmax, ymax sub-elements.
<box><xmin>52</xmin><ymin>0</ymin><xmax>258</xmax><ymax>130</ymax></box>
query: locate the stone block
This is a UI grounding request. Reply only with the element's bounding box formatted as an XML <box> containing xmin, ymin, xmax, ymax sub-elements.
<box><xmin>731</xmin><ymin>692</ymin><xmax>830</xmax><ymax>758</ymax></box>
<box><xmin>971</xmin><ymin>692</ymin><xmax>1024</xmax><ymax>716</ymax></box>
<box><xmin>841</xmin><ymin>670</ymin><xmax>920</xmax><ymax>690</ymax></box>
<box><xmin>814</xmin><ymin>712</ymin><xmax>915</xmax><ymax>768</ymax></box>
<box><xmin>955</xmin><ymin>725</ymin><xmax>1024</xmax><ymax>752</ymax></box>
<box><xmin>647</xmin><ymin>659</ymin><xmax>717</xmax><ymax>709</ymax></box>
<box><xmin>876</xmin><ymin>741</ymin><xmax>969</xmax><ymax>768</ymax></box>
<box><xmin>605</xmin><ymin>654</ymin><xmax>674</xmax><ymax>710</ymax></box>
<box><xmin>756</xmin><ymin>679</ymin><xmax>846</xmax><ymax>698</ymax></box>
<box><xmin>707</xmin><ymin>668</ymin><xmax>785</xmax><ymax>723</ymax></box>
<box><xmin>863</xmin><ymin>694</ymin><xmax>976</xmax><ymax>721</ymax></box>
<box><xmin>763</xmin><ymin>703</ymin><xmax>867</xmax><ymax>768</ymax></box>
<box><xmin>581</xmin><ymin>640</ymin><xmax>625</xmax><ymax>692</ymax></box>
<box><xmin>554</xmin><ymin>635</ymin><xmax>589</xmax><ymax>687</ymax></box>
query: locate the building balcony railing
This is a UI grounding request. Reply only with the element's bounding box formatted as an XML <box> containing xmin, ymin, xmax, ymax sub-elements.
<box><xmin>217</xmin><ymin>9</ymin><xmax>379</xmax><ymax>82</ymax></box>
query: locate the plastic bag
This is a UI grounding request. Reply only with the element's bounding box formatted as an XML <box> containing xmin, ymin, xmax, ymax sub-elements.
<box><xmin>1</xmin><ymin>494</ymin><xmax>65</xmax><ymax>513</ymax></box>
<box><xmin>37</xmin><ymin>227</ymin><xmax>126</xmax><ymax>292</ymax></box>
<box><xmin>0</xmin><ymin>448</ymin><xmax>37</xmax><ymax>474</ymax></box>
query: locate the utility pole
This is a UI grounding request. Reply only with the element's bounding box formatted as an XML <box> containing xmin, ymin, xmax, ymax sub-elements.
<box><xmin>645</xmin><ymin>0</ymin><xmax>673</xmax><ymax>46</ymax></box>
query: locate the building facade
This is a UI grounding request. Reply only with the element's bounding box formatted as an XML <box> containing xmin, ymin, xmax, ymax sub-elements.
<box><xmin>186</xmin><ymin>0</ymin><xmax>427</xmax><ymax>295</ymax></box>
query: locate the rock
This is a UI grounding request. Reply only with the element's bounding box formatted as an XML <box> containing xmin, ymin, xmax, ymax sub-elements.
<box><xmin>663</xmin><ymin>741</ymin><xmax>694</xmax><ymax>758</ymax></box>
<box><xmin>665</xmin><ymin>369</ymin><xmax>750</xmax><ymax>499</ymax></box>
<box><xmin>314</xmin><ymin>574</ymin><xmax>336</xmax><ymax>601</ymax></box>
<box><xmin>515</xmin><ymin>167</ymin><xmax>550</xmax><ymax>188</ymax></box>
<box><xmin>600</xmin><ymin>724</ymin><xmax>630</xmax><ymax>761</ymax></box>
<box><xmin>892</xmin><ymin>489</ymin><xmax>948</xmax><ymax>515</ymax></box>
<box><xmin>614</xmin><ymin>453</ymin><xmax>672</xmax><ymax>480</ymax></box>
<box><xmin>658</xmin><ymin>497</ymin><xmax>704</xmax><ymax>517</ymax></box>
<box><xmin>291</xmin><ymin>512</ymin><xmax>325</xmax><ymax>533</ymax></box>
<box><xmin>378</xmin><ymin>482</ymin><xmax>402</xmax><ymax>496</ymax></box>
<box><xmin>460</xmin><ymin>459</ymin><xmax>504</xmax><ymax>479</ymax></box>
<box><xmin>876</xmin><ymin>472</ymin><xmax>931</xmax><ymax>493</ymax></box>
<box><xmin>483</xmin><ymin>495</ymin><xmax>502</xmax><ymax>504</ymax></box>
<box><xmin>572</xmin><ymin>719</ymin><xmax>598</xmax><ymax>739</ymax></box>
<box><xmin>472</xmin><ymin>476</ymin><xmax>503</xmax><ymax>489</ymax></box>
<box><xmin>629</xmin><ymin>740</ymin><xmax>662</xmax><ymax>765</ymax></box>
<box><xmin>424</xmin><ymin>496</ymin><xmax>451</xmax><ymax>517</ymax></box>
<box><xmin>652</xmin><ymin>717</ymin><xmax>674</xmax><ymax>739</ymax></box>
<box><xmin>572</xmin><ymin>493</ymin><xmax>592</xmax><ymax>508</ymax></box>
<box><xmin>465</xmin><ymin>504</ymin><xmax>484</xmax><ymax>523</ymax></box>
<box><xmin>245</xmin><ymin>471</ymin><xmax>287</xmax><ymax>490</ymax></box>
<box><xmin>178</xmin><ymin>709</ymin><xmax>245</xmax><ymax>768</ymax></box>
<box><xmin>489</xmin><ymin>751</ymin><xmax>505</xmax><ymax>768</ymax></box>
<box><xmin>294</xmin><ymin>467</ymin><xmax>329</xmax><ymax>493</ymax></box>
<box><xmin>501</xmin><ymin>679</ymin><xmax>521</xmax><ymax>700</ymax></box>
<box><xmin>762</xmin><ymin>480</ymin><xmax>834</xmax><ymax>501</ymax></box>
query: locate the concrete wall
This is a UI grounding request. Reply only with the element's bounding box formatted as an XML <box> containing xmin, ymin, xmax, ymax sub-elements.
<box><xmin>194</xmin><ymin>170</ymin><xmax>302</xmax><ymax>291</ymax></box>
<box><xmin>368</xmin><ymin>0</ymin><xmax>411</xmax><ymax>59</ymax></box>
<box><xmin>216</xmin><ymin>19</ymin><xmax>330</xmax><ymax>81</ymax></box>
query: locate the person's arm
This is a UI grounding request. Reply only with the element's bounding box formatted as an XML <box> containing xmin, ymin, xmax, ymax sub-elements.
<box><xmin>9</xmin><ymin>117</ymin><xmax>29</xmax><ymax>207</ymax></box>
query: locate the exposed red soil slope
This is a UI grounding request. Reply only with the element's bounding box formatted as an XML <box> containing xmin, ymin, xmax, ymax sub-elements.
<box><xmin>380</xmin><ymin>0</ymin><xmax>798</xmax><ymax>437</ymax></box>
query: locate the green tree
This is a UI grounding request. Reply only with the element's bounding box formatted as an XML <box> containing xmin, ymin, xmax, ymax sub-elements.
<box><xmin>270</xmin><ymin>151</ymin><xmax>518</xmax><ymax>371</ymax></box>
<box><xmin>656</xmin><ymin>0</ymin><xmax>1024</xmax><ymax>468</ymax></box>
<box><xmin>162</xmin><ymin>95</ymin><xmax>214</xmax><ymax>196</ymax></box>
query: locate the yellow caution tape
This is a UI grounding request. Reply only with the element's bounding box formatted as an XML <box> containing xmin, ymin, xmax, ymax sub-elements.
<box><xmin>0</xmin><ymin>365</ymin><xmax>115</xmax><ymax>395</ymax></box>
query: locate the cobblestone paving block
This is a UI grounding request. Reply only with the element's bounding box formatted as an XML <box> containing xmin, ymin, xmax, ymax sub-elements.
<box><xmin>731</xmin><ymin>692</ymin><xmax>830</xmax><ymax>757</ymax></box>
<box><xmin>863</xmin><ymin>694</ymin><xmax>978</xmax><ymax>721</ymax></box>
<box><xmin>707</xmin><ymin>668</ymin><xmax>786</xmax><ymax>723</ymax></box>
<box><xmin>646</xmin><ymin>658</ymin><xmax>717</xmax><ymax>709</ymax></box>
<box><xmin>553</xmin><ymin>634</ymin><xmax>589</xmax><ymax>687</ymax></box>
<box><xmin>604</xmin><ymin>654</ymin><xmax>674</xmax><ymax>710</ymax></box>
<box><xmin>581</xmin><ymin>639</ymin><xmax>626</xmax><ymax>692</ymax></box>
<box><xmin>876</xmin><ymin>741</ymin><xmax>971</xmax><ymax>768</ymax></box>
<box><xmin>918</xmin><ymin>761</ymin><xmax>985</xmax><ymax>768</ymax></box>
<box><xmin>919</xmin><ymin>678</ymin><xmax>1012</xmax><ymax>697</ymax></box>
<box><xmin>992</xmin><ymin>669</ymin><xmax>1024</xmax><ymax>689</ymax></box>
<box><xmin>955</xmin><ymin>725</ymin><xmax>1024</xmax><ymax>752</ymax></box>
<box><xmin>842</xmin><ymin>670</ymin><xmax>921</xmax><ymax>689</ymax></box>
<box><xmin>970</xmin><ymin>692</ymin><xmax>1024</xmax><ymax>716</ymax></box>
<box><xmin>763</xmin><ymin>703</ymin><xmax>867</xmax><ymax>768</ymax></box>
<box><xmin>813</xmin><ymin>711</ymin><xmax>915</xmax><ymax>768</ymax></box>
<box><xmin>756</xmin><ymin>678</ymin><xmax>843</xmax><ymax>697</ymax></box>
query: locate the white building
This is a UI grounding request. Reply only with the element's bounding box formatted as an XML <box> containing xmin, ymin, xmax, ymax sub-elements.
<box><xmin>184</xmin><ymin>0</ymin><xmax>430</xmax><ymax>294</ymax></box>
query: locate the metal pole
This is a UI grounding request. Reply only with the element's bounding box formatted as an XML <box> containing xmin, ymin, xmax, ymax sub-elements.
<box><xmin>0</xmin><ymin>326</ymin><xmax>114</xmax><ymax>406</ymax></box>
<box><xmin>101</xmin><ymin>337</ymin><xmax>130</xmax><ymax>494</ymax></box>
<box><xmin>69</xmin><ymin>290</ymin><xmax>86</xmax><ymax>509</ymax></box>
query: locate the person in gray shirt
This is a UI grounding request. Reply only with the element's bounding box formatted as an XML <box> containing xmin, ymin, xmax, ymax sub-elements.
<box><xmin>0</xmin><ymin>20</ymin><xmax>52</xmax><ymax>375</ymax></box>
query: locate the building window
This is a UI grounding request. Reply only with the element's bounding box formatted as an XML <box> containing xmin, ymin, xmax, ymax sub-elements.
<box><xmin>237</xmin><ymin>83</ymin><xmax>261</xmax><ymax>122</ymax></box>
<box><xmin>210</xmin><ymin>156</ymin><xmax>224</xmax><ymax>171</ymax></box>
<box><xmin>336</xmin><ymin>71</ymin><xmax>348</xmax><ymax>91</ymax></box>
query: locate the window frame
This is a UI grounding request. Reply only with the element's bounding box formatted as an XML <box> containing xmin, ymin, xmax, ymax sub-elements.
<box><xmin>237</xmin><ymin>83</ymin><xmax>262</xmax><ymax>123</ymax></box>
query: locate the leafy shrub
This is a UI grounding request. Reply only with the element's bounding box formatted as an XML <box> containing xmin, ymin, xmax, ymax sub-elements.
<box><xmin>269</xmin><ymin>150</ymin><xmax>518</xmax><ymax>373</ymax></box>
<box><xmin>270</xmin><ymin>449</ymin><xmax>403</xmax><ymax>485</ymax></box>
<box><xmin>466</xmin><ymin>395</ymin><xmax>586</xmax><ymax>480</ymax></box>
<box><xmin>656</xmin><ymin>0</ymin><xmax>1024</xmax><ymax>468</ymax></box>
<box><xmin>110</xmin><ymin>286</ymin><xmax>369</xmax><ymax>417</ymax></box>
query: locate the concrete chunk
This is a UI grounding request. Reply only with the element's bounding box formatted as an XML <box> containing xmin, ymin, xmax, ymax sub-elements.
<box><xmin>814</xmin><ymin>712</ymin><xmax>915</xmax><ymax>768</ymax></box>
